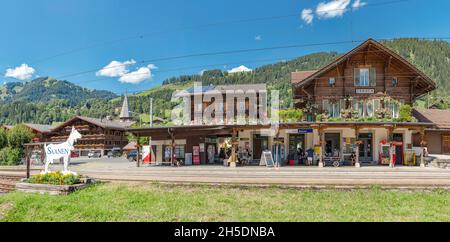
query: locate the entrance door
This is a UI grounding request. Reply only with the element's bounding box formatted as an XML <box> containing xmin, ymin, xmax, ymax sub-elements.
<box><xmin>393</xmin><ymin>133</ymin><xmax>404</xmax><ymax>165</ymax></box>
<box><xmin>288</xmin><ymin>134</ymin><xmax>305</xmax><ymax>163</ymax></box>
<box><xmin>253</xmin><ymin>134</ymin><xmax>269</xmax><ymax>159</ymax></box>
<box><xmin>324</xmin><ymin>133</ymin><xmax>341</xmax><ymax>157</ymax></box>
<box><xmin>358</xmin><ymin>133</ymin><xmax>373</xmax><ymax>162</ymax></box>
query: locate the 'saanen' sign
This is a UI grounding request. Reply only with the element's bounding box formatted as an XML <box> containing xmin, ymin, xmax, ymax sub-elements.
<box><xmin>356</xmin><ymin>89</ymin><xmax>375</xmax><ymax>94</ymax></box>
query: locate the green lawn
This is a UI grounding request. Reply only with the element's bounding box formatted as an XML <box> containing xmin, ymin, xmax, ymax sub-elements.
<box><xmin>0</xmin><ymin>183</ymin><xmax>449</xmax><ymax>222</ymax></box>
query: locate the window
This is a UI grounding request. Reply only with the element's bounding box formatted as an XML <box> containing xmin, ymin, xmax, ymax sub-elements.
<box><xmin>390</xmin><ymin>101</ymin><xmax>401</xmax><ymax>119</ymax></box>
<box><xmin>392</xmin><ymin>77</ymin><xmax>398</xmax><ymax>87</ymax></box>
<box><xmin>366</xmin><ymin>99</ymin><xmax>380</xmax><ymax>117</ymax></box>
<box><xmin>360</xmin><ymin>68</ymin><xmax>370</xmax><ymax>86</ymax></box>
<box><xmin>323</xmin><ymin>99</ymin><xmax>341</xmax><ymax>118</ymax></box>
<box><xmin>354</xmin><ymin>68</ymin><xmax>376</xmax><ymax>87</ymax></box>
<box><xmin>174</xmin><ymin>145</ymin><xmax>185</xmax><ymax>159</ymax></box>
<box><xmin>329</xmin><ymin>77</ymin><xmax>336</xmax><ymax>86</ymax></box>
<box><xmin>353</xmin><ymin>99</ymin><xmax>380</xmax><ymax>118</ymax></box>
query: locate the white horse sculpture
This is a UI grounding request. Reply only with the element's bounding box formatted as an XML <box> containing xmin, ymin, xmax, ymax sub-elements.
<box><xmin>44</xmin><ymin>126</ymin><xmax>82</xmax><ymax>174</ymax></box>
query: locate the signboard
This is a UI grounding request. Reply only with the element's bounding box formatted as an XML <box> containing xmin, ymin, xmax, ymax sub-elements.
<box><xmin>199</xmin><ymin>143</ymin><xmax>205</xmax><ymax>153</ymax></box>
<box><xmin>314</xmin><ymin>145</ymin><xmax>321</xmax><ymax>156</ymax></box>
<box><xmin>142</xmin><ymin>145</ymin><xmax>150</xmax><ymax>164</ymax></box>
<box><xmin>298</xmin><ymin>128</ymin><xmax>313</xmax><ymax>134</ymax></box>
<box><xmin>193</xmin><ymin>146</ymin><xmax>201</xmax><ymax>165</ymax></box>
<box><xmin>185</xmin><ymin>153</ymin><xmax>193</xmax><ymax>166</ymax></box>
<box><xmin>356</xmin><ymin>89</ymin><xmax>375</xmax><ymax>94</ymax></box>
<box><xmin>259</xmin><ymin>151</ymin><xmax>274</xmax><ymax>167</ymax></box>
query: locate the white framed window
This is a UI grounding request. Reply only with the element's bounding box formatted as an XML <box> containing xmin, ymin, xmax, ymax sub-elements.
<box><xmin>354</xmin><ymin>68</ymin><xmax>376</xmax><ymax>87</ymax></box>
<box><xmin>390</xmin><ymin>101</ymin><xmax>400</xmax><ymax>119</ymax></box>
<box><xmin>323</xmin><ymin>99</ymin><xmax>341</xmax><ymax>118</ymax></box>
<box><xmin>366</xmin><ymin>99</ymin><xmax>380</xmax><ymax>118</ymax></box>
<box><xmin>359</xmin><ymin>68</ymin><xmax>370</xmax><ymax>86</ymax></box>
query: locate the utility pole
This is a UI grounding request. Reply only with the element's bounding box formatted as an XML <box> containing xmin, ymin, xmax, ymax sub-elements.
<box><xmin>149</xmin><ymin>96</ymin><xmax>153</xmax><ymax>127</ymax></box>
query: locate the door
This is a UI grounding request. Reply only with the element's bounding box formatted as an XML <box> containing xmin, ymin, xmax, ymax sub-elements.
<box><xmin>325</xmin><ymin>133</ymin><xmax>341</xmax><ymax>157</ymax></box>
<box><xmin>358</xmin><ymin>133</ymin><xmax>373</xmax><ymax>162</ymax></box>
<box><xmin>253</xmin><ymin>134</ymin><xmax>269</xmax><ymax>159</ymax></box>
<box><xmin>288</xmin><ymin>134</ymin><xmax>305</xmax><ymax>162</ymax></box>
<box><xmin>393</xmin><ymin>133</ymin><xmax>404</xmax><ymax>165</ymax></box>
<box><xmin>443</xmin><ymin>135</ymin><xmax>450</xmax><ymax>154</ymax></box>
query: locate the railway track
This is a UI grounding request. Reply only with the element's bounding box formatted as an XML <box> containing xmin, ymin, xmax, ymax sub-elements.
<box><xmin>0</xmin><ymin>174</ymin><xmax>25</xmax><ymax>193</ymax></box>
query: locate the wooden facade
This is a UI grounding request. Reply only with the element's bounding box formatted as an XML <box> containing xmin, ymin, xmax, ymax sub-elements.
<box><xmin>185</xmin><ymin>84</ymin><xmax>267</xmax><ymax>125</ymax></box>
<box><xmin>292</xmin><ymin>39</ymin><xmax>436</xmax><ymax>117</ymax></box>
<box><xmin>50</xmin><ymin>116</ymin><xmax>130</xmax><ymax>156</ymax></box>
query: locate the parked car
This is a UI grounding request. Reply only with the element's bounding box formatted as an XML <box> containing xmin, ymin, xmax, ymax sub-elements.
<box><xmin>88</xmin><ymin>150</ymin><xmax>102</xmax><ymax>158</ymax></box>
<box><xmin>127</xmin><ymin>150</ymin><xmax>138</xmax><ymax>162</ymax></box>
<box><xmin>70</xmin><ymin>152</ymin><xmax>80</xmax><ymax>158</ymax></box>
<box><xmin>107</xmin><ymin>149</ymin><xmax>122</xmax><ymax>158</ymax></box>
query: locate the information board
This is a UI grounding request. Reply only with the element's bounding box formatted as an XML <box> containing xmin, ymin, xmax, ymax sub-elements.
<box><xmin>259</xmin><ymin>151</ymin><xmax>274</xmax><ymax>167</ymax></box>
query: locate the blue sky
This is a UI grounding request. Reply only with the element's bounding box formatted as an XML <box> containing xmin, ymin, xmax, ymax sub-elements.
<box><xmin>0</xmin><ymin>0</ymin><xmax>449</xmax><ymax>94</ymax></box>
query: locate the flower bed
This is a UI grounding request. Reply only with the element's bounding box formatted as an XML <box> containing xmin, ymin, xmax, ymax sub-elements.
<box><xmin>27</xmin><ymin>171</ymin><xmax>81</xmax><ymax>185</ymax></box>
<box><xmin>16</xmin><ymin>171</ymin><xmax>95</xmax><ymax>195</ymax></box>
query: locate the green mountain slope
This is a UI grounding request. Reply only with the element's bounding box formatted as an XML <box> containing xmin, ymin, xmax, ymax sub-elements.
<box><xmin>0</xmin><ymin>77</ymin><xmax>117</xmax><ymax>105</ymax></box>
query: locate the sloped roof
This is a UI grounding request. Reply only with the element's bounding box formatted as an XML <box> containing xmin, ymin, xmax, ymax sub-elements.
<box><xmin>123</xmin><ymin>141</ymin><xmax>137</xmax><ymax>150</ymax></box>
<box><xmin>413</xmin><ymin>109</ymin><xmax>450</xmax><ymax>129</ymax></box>
<box><xmin>215</xmin><ymin>84</ymin><xmax>266</xmax><ymax>91</ymax></box>
<box><xmin>292</xmin><ymin>38</ymin><xmax>436</xmax><ymax>96</ymax></box>
<box><xmin>23</xmin><ymin>123</ymin><xmax>55</xmax><ymax>133</ymax></box>
<box><xmin>52</xmin><ymin>116</ymin><xmax>133</xmax><ymax>131</ymax></box>
<box><xmin>291</xmin><ymin>70</ymin><xmax>318</xmax><ymax>84</ymax></box>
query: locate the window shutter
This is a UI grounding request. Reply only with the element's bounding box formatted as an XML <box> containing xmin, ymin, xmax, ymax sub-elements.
<box><xmin>370</xmin><ymin>68</ymin><xmax>377</xmax><ymax>86</ymax></box>
<box><xmin>354</xmin><ymin>68</ymin><xmax>360</xmax><ymax>86</ymax></box>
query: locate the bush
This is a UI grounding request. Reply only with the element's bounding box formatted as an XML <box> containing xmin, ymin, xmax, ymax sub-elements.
<box><xmin>398</xmin><ymin>104</ymin><xmax>413</xmax><ymax>122</ymax></box>
<box><xmin>27</xmin><ymin>171</ymin><xmax>81</xmax><ymax>185</ymax></box>
<box><xmin>279</xmin><ymin>108</ymin><xmax>303</xmax><ymax>122</ymax></box>
<box><xmin>0</xmin><ymin>147</ymin><xmax>22</xmax><ymax>166</ymax></box>
<box><xmin>0</xmin><ymin>129</ymin><xmax>7</xmax><ymax>149</ymax></box>
<box><xmin>7</xmin><ymin>124</ymin><xmax>34</xmax><ymax>149</ymax></box>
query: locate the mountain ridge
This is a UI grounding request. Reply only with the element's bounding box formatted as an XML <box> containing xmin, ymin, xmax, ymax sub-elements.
<box><xmin>0</xmin><ymin>77</ymin><xmax>117</xmax><ymax>105</ymax></box>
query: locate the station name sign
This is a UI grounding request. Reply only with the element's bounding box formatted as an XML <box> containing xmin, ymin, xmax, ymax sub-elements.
<box><xmin>356</xmin><ymin>89</ymin><xmax>375</xmax><ymax>94</ymax></box>
<box><xmin>298</xmin><ymin>128</ymin><xmax>313</xmax><ymax>134</ymax></box>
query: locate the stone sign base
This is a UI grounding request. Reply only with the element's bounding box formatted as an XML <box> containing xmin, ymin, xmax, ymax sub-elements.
<box><xmin>16</xmin><ymin>177</ymin><xmax>95</xmax><ymax>195</ymax></box>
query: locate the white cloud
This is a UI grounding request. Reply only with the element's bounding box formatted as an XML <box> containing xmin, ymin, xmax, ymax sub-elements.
<box><xmin>118</xmin><ymin>64</ymin><xmax>157</xmax><ymax>84</ymax></box>
<box><xmin>316</xmin><ymin>0</ymin><xmax>351</xmax><ymax>19</ymax></box>
<box><xmin>228</xmin><ymin>65</ymin><xmax>252</xmax><ymax>74</ymax></box>
<box><xmin>301</xmin><ymin>9</ymin><xmax>314</xmax><ymax>24</ymax></box>
<box><xmin>301</xmin><ymin>0</ymin><xmax>366</xmax><ymax>25</ymax></box>
<box><xmin>255</xmin><ymin>35</ymin><xmax>262</xmax><ymax>41</ymax></box>
<box><xmin>96</xmin><ymin>59</ymin><xmax>136</xmax><ymax>77</ymax></box>
<box><xmin>5</xmin><ymin>64</ymin><xmax>35</xmax><ymax>80</ymax></box>
<box><xmin>352</xmin><ymin>0</ymin><xmax>367</xmax><ymax>9</ymax></box>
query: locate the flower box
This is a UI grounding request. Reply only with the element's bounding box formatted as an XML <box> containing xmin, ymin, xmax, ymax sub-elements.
<box><xmin>16</xmin><ymin>177</ymin><xmax>95</xmax><ymax>195</ymax></box>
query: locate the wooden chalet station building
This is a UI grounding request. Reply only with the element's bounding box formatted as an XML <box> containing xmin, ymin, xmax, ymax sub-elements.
<box><xmin>128</xmin><ymin>39</ymin><xmax>438</xmax><ymax>167</ymax></box>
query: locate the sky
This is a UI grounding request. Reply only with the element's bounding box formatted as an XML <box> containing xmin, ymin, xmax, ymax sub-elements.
<box><xmin>0</xmin><ymin>0</ymin><xmax>449</xmax><ymax>94</ymax></box>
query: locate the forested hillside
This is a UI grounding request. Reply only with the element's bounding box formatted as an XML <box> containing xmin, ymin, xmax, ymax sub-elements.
<box><xmin>0</xmin><ymin>38</ymin><xmax>449</xmax><ymax>125</ymax></box>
